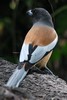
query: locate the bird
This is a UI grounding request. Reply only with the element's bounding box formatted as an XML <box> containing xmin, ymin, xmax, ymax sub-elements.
<box><xmin>5</xmin><ymin>8</ymin><xmax>58</xmax><ymax>87</ymax></box>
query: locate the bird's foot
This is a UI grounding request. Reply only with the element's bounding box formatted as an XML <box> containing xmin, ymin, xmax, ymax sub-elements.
<box><xmin>41</xmin><ymin>66</ymin><xmax>58</xmax><ymax>79</ymax></box>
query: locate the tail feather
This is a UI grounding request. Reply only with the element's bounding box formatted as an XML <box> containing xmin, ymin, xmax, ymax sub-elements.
<box><xmin>5</xmin><ymin>66</ymin><xmax>28</xmax><ymax>87</ymax></box>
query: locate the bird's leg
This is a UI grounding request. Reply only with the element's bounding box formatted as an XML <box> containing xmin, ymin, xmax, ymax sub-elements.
<box><xmin>41</xmin><ymin>65</ymin><xmax>55</xmax><ymax>76</ymax></box>
<box><xmin>27</xmin><ymin>65</ymin><xmax>54</xmax><ymax>75</ymax></box>
<box><xmin>27</xmin><ymin>66</ymin><xmax>43</xmax><ymax>74</ymax></box>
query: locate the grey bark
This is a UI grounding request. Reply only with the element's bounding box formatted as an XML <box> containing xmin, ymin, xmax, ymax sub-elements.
<box><xmin>0</xmin><ymin>58</ymin><xmax>67</xmax><ymax>100</ymax></box>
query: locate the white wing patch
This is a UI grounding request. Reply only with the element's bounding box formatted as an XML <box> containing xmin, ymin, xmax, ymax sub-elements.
<box><xmin>29</xmin><ymin>35</ymin><xmax>58</xmax><ymax>63</ymax></box>
<box><xmin>19</xmin><ymin>35</ymin><xmax>58</xmax><ymax>64</ymax></box>
<box><xmin>19</xmin><ymin>43</ymin><xmax>29</xmax><ymax>62</ymax></box>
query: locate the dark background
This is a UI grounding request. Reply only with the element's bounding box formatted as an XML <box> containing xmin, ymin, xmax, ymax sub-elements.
<box><xmin>0</xmin><ymin>0</ymin><xmax>67</xmax><ymax>81</ymax></box>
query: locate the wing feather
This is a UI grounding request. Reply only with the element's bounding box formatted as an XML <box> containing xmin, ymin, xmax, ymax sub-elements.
<box><xmin>29</xmin><ymin>35</ymin><xmax>58</xmax><ymax>63</ymax></box>
<box><xmin>19</xmin><ymin>35</ymin><xmax>58</xmax><ymax>64</ymax></box>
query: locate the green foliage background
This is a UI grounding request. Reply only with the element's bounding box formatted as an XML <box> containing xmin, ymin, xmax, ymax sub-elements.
<box><xmin>0</xmin><ymin>0</ymin><xmax>67</xmax><ymax>81</ymax></box>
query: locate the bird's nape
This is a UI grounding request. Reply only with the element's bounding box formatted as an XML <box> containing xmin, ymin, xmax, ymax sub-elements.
<box><xmin>26</xmin><ymin>8</ymin><xmax>54</xmax><ymax>27</ymax></box>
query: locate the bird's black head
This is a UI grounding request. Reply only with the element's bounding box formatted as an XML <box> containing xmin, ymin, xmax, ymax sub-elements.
<box><xmin>26</xmin><ymin>8</ymin><xmax>54</xmax><ymax>27</ymax></box>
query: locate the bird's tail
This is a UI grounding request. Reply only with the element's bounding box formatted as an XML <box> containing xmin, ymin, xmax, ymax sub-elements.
<box><xmin>5</xmin><ymin>62</ymin><xmax>31</xmax><ymax>87</ymax></box>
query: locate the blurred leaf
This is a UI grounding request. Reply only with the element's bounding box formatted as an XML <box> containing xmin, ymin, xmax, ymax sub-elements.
<box><xmin>51</xmin><ymin>6</ymin><xmax>67</xmax><ymax>62</ymax></box>
<box><xmin>51</xmin><ymin>49</ymin><xmax>61</xmax><ymax>61</ymax></box>
<box><xmin>9</xmin><ymin>0</ymin><xmax>19</xmax><ymax>10</ymax></box>
<box><xmin>61</xmin><ymin>43</ymin><xmax>67</xmax><ymax>55</ymax></box>
<box><xmin>52</xmin><ymin>5</ymin><xmax>67</xmax><ymax>17</ymax></box>
<box><xmin>53</xmin><ymin>6</ymin><xmax>67</xmax><ymax>34</ymax></box>
<box><xmin>25</xmin><ymin>0</ymin><xmax>33</xmax><ymax>8</ymax></box>
<box><xmin>10</xmin><ymin>1</ymin><xmax>16</xmax><ymax>10</ymax></box>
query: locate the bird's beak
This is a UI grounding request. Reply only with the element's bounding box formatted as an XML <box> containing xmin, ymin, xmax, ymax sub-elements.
<box><xmin>5</xmin><ymin>65</ymin><xmax>28</xmax><ymax>87</ymax></box>
<box><xmin>26</xmin><ymin>10</ymin><xmax>33</xmax><ymax>16</ymax></box>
